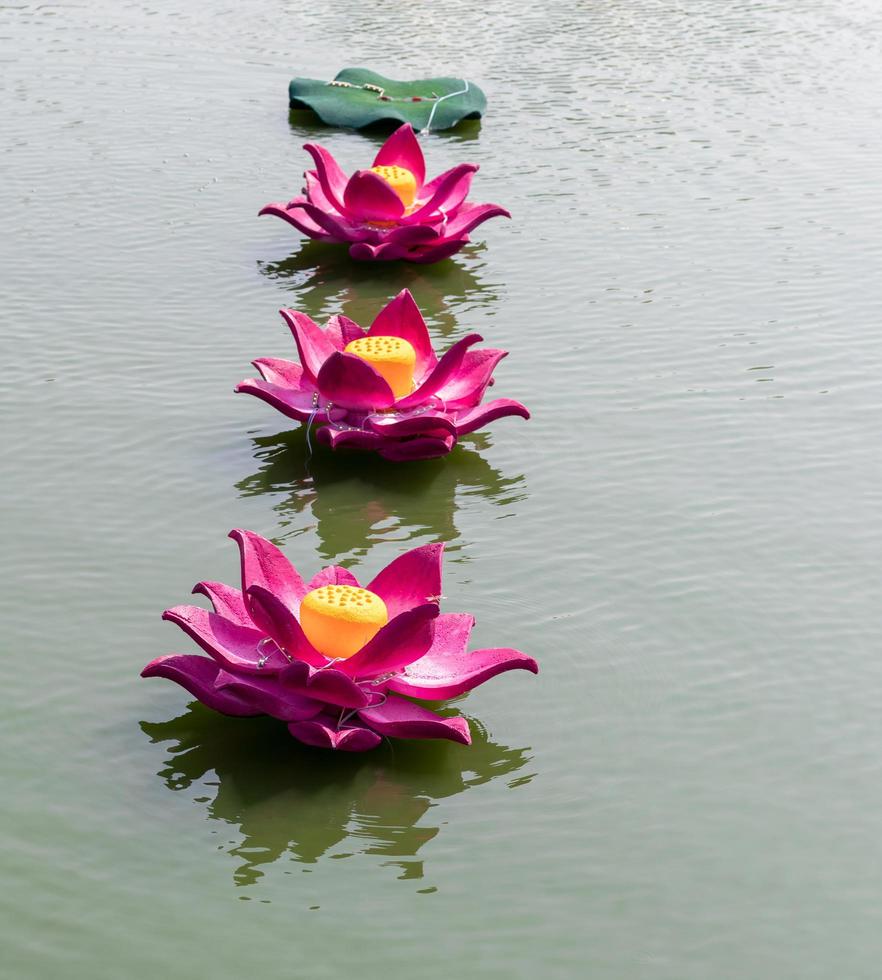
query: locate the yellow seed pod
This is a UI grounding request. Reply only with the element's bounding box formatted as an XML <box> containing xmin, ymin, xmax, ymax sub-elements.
<box><xmin>369</xmin><ymin>164</ymin><xmax>418</xmax><ymax>209</ymax></box>
<box><xmin>344</xmin><ymin>335</ymin><xmax>416</xmax><ymax>399</ymax></box>
<box><xmin>299</xmin><ymin>584</ymin><xmax>389</xmax><ymax>660</ymax></box>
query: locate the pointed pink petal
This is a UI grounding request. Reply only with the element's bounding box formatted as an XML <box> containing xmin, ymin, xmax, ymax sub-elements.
<box><xmin>191</xmin><ymin>581</ymin><xmax>250</xmax><ymax>626</ymax></box>
<box><xmin>141</xmin><ymin>655</ymin><xmax>262</xmax><ymax>716</ymax></box>
<box><xmin>368</xmin><ymin>289</ymin><xmax>437</xmax><ymax>378</ymax></box>
<box><xmin>340</xmin><ymin>603</ymin><xmax>439</xmax><ymax>680</ymax></box>
<box><xmin>288</xmin><ymin>716</ymin><xmax>381</xmax><ymax>752</ymax></box>
<box><xmin>348</xmin><ymin>241</ymin><xmax>411</xmax><ymax>262</ymax></box>
<box><xmin>343</xmin><ymin>170</ymin><xmax>405</xmax><ymax>223</ymax></box>
<box><xmin>228</xmin><ymin>529</ymin><xmax>308</xmax><ymax>625</ymax></box>
<box><xmin>251</xmin><ymin>357</ymin><xmax>307</xmax><ymax>388</ymax></box>
<box><xmin>384</xmin><ymin>225</ymin><xmax>442</xmax><ymax>246</ymax></box>
<box><xmin>279</xmin><ymin>309</ymin><xmax>336</xmax><ymax>381</ymax></box>
<box><xmin>245</xmin><ymin>584</ymin><xmax>325</xmax><ymax>668</ymax></box>
<box><xmin>316</xmin><ymin>351</ymin><xmax>396</xmax><ymax>411</ymax></box>
<box><xmin>454</xmin><ymin>398</ymin><xmax>531</xmax><ymax>435</ymax></box>
<box><xmin>213</xmin><ymin>669</ymin><xmax>323</xmax><ymax>722</ymax></box>
<box><xmin>315</xmin><ymin>426</ymin><xmax>382</xmax><ymax>453</ymax></box>
<box><xmin>377</xmin><ymin>435</ymin><xmax>456</xmax><ymax>461</ymax></box>
<box><xmin>357</xmin><ymin>695</ymin><xmax>471</xmax><ymax>745</ymax></box>
<box><xmin>235</xmin><ymin>378</ymin><xmax>321</xmax><ymax>424</ymax></box>
<box><xmin>390</xmin><ymin>642</ymin><xmax>538</xmax><ymax>700</ymax></box>
<box><xmin>258</xmin><ymin>200</ymin><xmax>333</xmax><ymax>240</ymax></box>
<box><xmin>162</xmin><ymin>605</ymin><xmax>288</xmax><ymax>674</ymax></box>
<box><xmin>302</xmin><ymin>142</ymin><xmax>351</xmax><ymax>215</ymax></box>
<box><xmin>444</xmin><ymin>202</ymin><xmax>511</xmax><ymax>238</ymax></box>
<box><xmin>307</xmin><ymin>565</ymin><xmax>361</xmax><ymax>589</ymax></box>
<box><xmin>366</xmin><ymin>411</ymin><xmax>457</xmax><ymax>440</ymax></box>
<box><xmin>434</xmin><ymin>349</ymin><xmax>507</xmax><ymax>410</ymax></box>
<box><xmin>403</xmin><ymin>239</ymin><xmax>471</xmax><ymax>264</ymax></box>
<box><xmin>372</xmin><ymin>123</ymin><xmax>426</xmax><ymax>188</ymax></box>
<box><xmin>279</xmin><ymin>661</ymin><xmax>369</xmax><ymax>709</ymax></box>
<box><xmin>395</xmin><ymin>333</ymin><xmax>482</xmax><ymax>410</ymax></box>
<box><xmin>367</xmin><ymin>543</ymin><xmax>443</xmax><ymax>618</ymax></box>
<box><xmin>304</xmin><ymin>171</ymin><xmax>343</xmax><ymax>216</ymax></box>
<box><xmin>405</xmin><ymin>164</ymin><xmax>478</xmax><ymax>223</ymax></box>
<box><xmin>325</xmin><ymin>314</ymin><xmax>366</xmax><ymax>351</ymax></box>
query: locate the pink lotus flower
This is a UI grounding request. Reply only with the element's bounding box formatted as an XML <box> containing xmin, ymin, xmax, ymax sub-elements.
<box><xmin>235</xmin><ymin>289</ymin><xmax>530</xmax><ymax>462</ymax></box>
<box><xmin>259</xmin><ymin>123</ymin><xmax>510</xmax><ymax>263</ymax></box>
<box><xmin>142</xmin><ymin>531</ymin><xmax>538</xmax><ymax>752</ymax></box>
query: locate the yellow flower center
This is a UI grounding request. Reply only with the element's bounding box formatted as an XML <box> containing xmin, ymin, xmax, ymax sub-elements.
<box><xmin>344</xmin><ymin>335</ymin><xmax>416</xmax><ymax>399</ymax></box>
<box><xmin>299</xmin><ymin>584</ymin><xmax>388</xmax><ymax>660</ymax></box>
<box><xmin>370</xmin><ymin>165</ymin><xmax>417</xmax><ymax>209</ymax></box>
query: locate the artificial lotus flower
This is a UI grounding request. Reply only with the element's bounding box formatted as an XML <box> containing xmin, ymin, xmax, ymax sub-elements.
<box><xmin>142</xmin><ymin>531</ymin><xmax>538</xmax><ymax>752</ymax></box>
<box><xmin>235</xmin><ymin>289</ymin><xmax>530</xmax><ymax>462</ymax></box>
<box><xmin>259</xmin><ymin>123</ymin><xmax>509</xmax><ymax>263</ymax></box>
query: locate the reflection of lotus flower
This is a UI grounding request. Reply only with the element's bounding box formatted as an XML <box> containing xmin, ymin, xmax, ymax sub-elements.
<box><xmin>142</xmin><ymin>531</ymin><xmax>538</xmax><ymax>752</ymax></box>
<box><xmin>259</xmin><ymin>123</ymin><xmax>509</xmax><ymax>263</ymax></box>
<box><xmin>236</xmin><ymin>289</ymin><xmax>530</xmax><ymax>462</ymax></box>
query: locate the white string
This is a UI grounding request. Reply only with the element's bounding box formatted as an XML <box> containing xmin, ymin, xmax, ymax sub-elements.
<box><xmin>420</xmin><ymin>79</ymin><xmax>470</xmax><ymax>135</ymax></box>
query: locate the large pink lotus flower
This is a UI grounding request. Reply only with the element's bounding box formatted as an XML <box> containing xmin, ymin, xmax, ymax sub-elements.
<box><xmin>259</xmin><ymin>123</ymin><xmax>510</xmax><ymax>263</ymax></box>
<box><xmin>142</xmin><ymin>531</ymin><xmax>538</xmax><ymax>752</ymax></box>
<box><xmin>235</xmin><ymin>289</ymin><xmax>530</xmax><ymax>462</ymax></box>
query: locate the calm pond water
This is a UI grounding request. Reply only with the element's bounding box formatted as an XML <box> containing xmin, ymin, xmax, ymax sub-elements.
<box><xmin>4</xmin><ymin>1</ymin><xmax>882</xmax><ymax>977</ymax></box>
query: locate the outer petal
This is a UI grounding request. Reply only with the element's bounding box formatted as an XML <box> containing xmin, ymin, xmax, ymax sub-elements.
<box><xmin>434</xmin><ymin>349</ymin><xmax>507</xmax><ymax>410</ymax></box>
<box><xmin>141</xmin><ymin>655</ymin><xmax>261</xmax><ymax>716</ymax></box>
<box><xmin>288</xmin><ymin>716</ymin><xmax>381</xmax><ymax>752</ymax></box>
<box><xmin>377</xmin><ymin>435</ymin><xmax>456</xmax><ymax>461</ymax></box>
<box><xmin>394</xmin><ymin>333</ymin><xmax>483</xmax><ymax>410</ymax></box>
<box><xmin>372</xmin><ymin>123</ymin><xmax>426</xmax><ymax>188</ymax></box>
<box><xmin>443</xmin><ymin>202</ymin><xmax>512</xmax><ymax>238</ymax></box>
<box><xmin>315</xmin><ymin>426</ymin><xmax>382</xmax><ymax>453</ymax></box>
<box><xmin>213</xmin><ymin>669</ymin><xmax>323</xmax><ymax>722</ymax></box>
<box><xmin>161</xmin><ymin>605</ymin><xmax>289</xmax><ymax>674</ymax></box>
<box><xmin>316</xmin><ymin>351</ymin><xmax>396</xmax><ymax>411</ymax></box>
<box><xmin>229</xmin><ymin>529</ymin><xmax>309</xmax><ymax>624</ymax></box>
<box><xmin>235</xmin><ymin>378</ymin><xmax>321</xmax><ymax>424</ymax></box>
<box><xmin>279</xmin><ymin>661</ymin><xmax>370</xmax><ymax>709</ymax></box>
<box><xmin>368</xmin><ymin>289</ymin><xmax>437</xmax><ymax>378</ymax></box>
<box><xmin>292</xmin><ymin>201</ymin><xmax>373</xmax><ymax>242</ymax></box>
<box><xmin>365</xmin><ymin>411</ymin><xmax>457</xmax><ymax>441</ymax></box>
<box><xmin>357</xmin><ymin>696</ymin><xmax>471</xmax><ymax>745</ymax></box>
<box><xmin>401</xmin><ymin>238</ymin><xmax>471</xmax><ymax>264</ymax></box>
<box><xmin>258</xmin><ymin>200</ymin><xmax>333</xmax><ymax>240</ymax></box>
<box><xmin>245</xmin><ymin>584</ymin><xmax>326</xmax><ymax>668</ymax></box>
<box><xmin>366</xmin><ymin>542</ymin><xmax>443</xmax><ymax>618</ymax></box>
<box><xmin>389</xmin><ymin>643</ymin><xmax>538</xmax><ymax>700</ymax></box>
<box><xmin>453</xmin><ymin>398</ymin><xmax>531</xmax><ymax>435</ymax></box>
<box><xmin>191</xmin><ymin>581</ymin><xmax>250</xmax><ymax>626</ymax></box>
<box><xmin>348</xmin><ymin>241</ymin><xmax>421</xmax><ymax>262</ymax></box>
<box><xmin>341</xmin><ymin>603</ymin><xmax>440</xmax><ymax>680</ymax></box>
<box><xmin>343</xmin><ymin>170</ymin><xmax>405</xmax><ymax>223</ymax></box>
<box><xmin>279</xmin><ymin>309</ymin><xmax>337</xmax><ymax>381</ymax></box>
<box><xmin>302</xmin><ymin>142</ymin><xmax>351</xmax><ymax>215</ymax></box>
<box><xmin>405</xmin><ymin>164</ymin><xmax>478</xmax><ymax>223</ymax></box>
<box><xmin>251</xmin><ymin>357</ymin><xmax>307</xmax><ymax>389</ymax></box>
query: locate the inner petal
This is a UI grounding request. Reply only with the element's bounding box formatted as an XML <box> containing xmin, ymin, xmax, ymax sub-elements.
<box><xmin>370</xmin><ymin>165</ymin><xmax>417</xmax><ymax>209</ymax></box>
<box><xmin>300</xmin><ymin>584</ymin><xmax>389</xmax><ymax>660</ymax></box>
<box><xmin>344</xmin><ymin>335</ymin><xmax>416</xmax><ymax>399</ymax></box>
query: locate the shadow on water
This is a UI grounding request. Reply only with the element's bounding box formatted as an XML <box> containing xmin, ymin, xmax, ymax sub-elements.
<box><xmin>257</xmin><ymin>240</ymin><xmax>498</xmax><ymax>337</ymax></box>
<box><xmin>141</xmin><ymin>704</ymin><xmax>532</xmax><ymax>888</ymax></box>
<box><xmin>235</xmin><ymin>428</ymin><xmax>527</xmax><ymax>562</ymax></box>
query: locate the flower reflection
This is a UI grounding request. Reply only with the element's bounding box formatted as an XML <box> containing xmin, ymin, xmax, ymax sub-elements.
<box><xmin>235</xmin><ymin>429</ymin><xmax>527</xmax><ymax>561</ymax></box>
<box><xmin>140</xmin><ymin>705</ymin><xmax>532</xmax><ymax>887</ymax></box>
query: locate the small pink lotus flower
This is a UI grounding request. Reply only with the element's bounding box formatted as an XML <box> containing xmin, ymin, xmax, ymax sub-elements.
<box><xmin>235</xmin><ymin>289</ymin><xmax>530</xmax><ymax>462</ymax></box>
<box><xmin>259</xmin><ymin>123</ymin><xmax>510</xmax><ymax>263</ymax></box>
<box><xmin>142</xmin><ymin>531</ymin><xmax>537</xmax><ymax>752</ymax></box>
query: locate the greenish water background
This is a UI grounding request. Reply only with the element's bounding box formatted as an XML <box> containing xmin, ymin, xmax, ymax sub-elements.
<box><xmin>3</xmin><ymin>1</ymin><xmax>882</xmax><ymax>977</ymax></box>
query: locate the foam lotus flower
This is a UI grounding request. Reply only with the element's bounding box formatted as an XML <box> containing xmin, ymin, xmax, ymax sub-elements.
<box><xmin>259</xmin><ymin>123</ymin><xmax>509</xmax><ymax>262</ymax></box>
<box><xmin>142</xmin><ymin>531</ymin><xmax>538</xmax><ymax>752</ymax></box>
<box><xmin>235</xmin><ymin>289</ymin><xmax>530</xmax><ymax>462</ymax></box>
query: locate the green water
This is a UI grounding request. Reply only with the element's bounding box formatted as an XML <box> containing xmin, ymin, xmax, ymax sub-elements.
<box><xmin>4</xmin><ymin>1</ymin><xmax>882</xmax><ymax>977</ymax></box>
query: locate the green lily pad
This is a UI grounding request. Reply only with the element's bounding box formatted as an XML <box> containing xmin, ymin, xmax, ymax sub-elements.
<box><xmin>288</xmin><ymin>68</ymin><xmax>486</xmax><ymax>133</ymax></box>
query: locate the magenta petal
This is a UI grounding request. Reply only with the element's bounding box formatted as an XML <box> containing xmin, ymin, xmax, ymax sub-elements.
<box><xmin>288</xmin><ymin>717</ymin><xmax>381</xmax><ymax>752</ymax></box>
<box><xmin>315</xmin><ymin>426</ymin><xmax>382</xmax><ymax>453</ymax></box>
<box><xmin>402</xmin><ymin>239</ymin><xmax>471</xmax><ymax>264</ymax></box>
<box><xmin>141</xmin><ymin>655</ymin><xmax>262</xmax><ymax>716</ymax></box>
<box><xmin>434</xmin><ymin>349</ymin><xmax>507</xmax><ymax>410</ymax></box>
<box><xmin>390</xmin><ymin>644</ymin><xmax>538</xmax><ymax>700</ymax></box>
<box><xmin>213</xmin><ymin>669</ymin><xmax>322</xmax><ymax>722</ymax></box>
<box><xmin>377</xmin><ymin>435</ymin><xmax>456</xmax><ymax>461</ymax></box>
<box><xmin>368</xmin><ymin>289</ymin><xmax>437</xmax><ymax>378</ymax></box>
<box><xmin>454</xmin><ymin>398</ymin><xmax>531</xmax><ymax>435</ymax></box>
<box><xmin>303</xmin><ymin>171</ymin><xmax>343</xmax><ymax>216</ymax></box>
<box><xmin>366</xmin><ymin>412</ymin><xmax>458</xmax><ymax>440</ymax></box>
<box><xmin>307</xmin><ymin>565</ymin><xmax>361</xmax><ymax>589</ymax></box>
<box><xmin>316</xmin><ymin>351</ymin><xmax>396</xmax><ymax>411</ymax></box>
<box><xmin>245</xmin><ymin>584</ymin><xmax>326</xmax><ymax>668</ymax></box>
<box><xmin>367</xmin><ymin>543</ymin><xmax>443</xmax><ymax>617</ymax></box>
<box><xmin>279</xmin><ymin>661</ymin><xmax>370</xmax><ymax>709</ymax></box>
<box><xmin>251</xmin><ymin>357</ymin><xmax>307</xmax><ymax>388</ymax></box>
<box><xmin>162</xmin><ymin>605</ymin><xmax>288</xmax><ymax>674</ymax></box>
<box><xmin>372</xmin><ymin>123</ymin><xmax>426</xmax><ymax>188</ymax></box>
<box><xmin>325</xmin><ymin>314</ymin><xmax>366</xmax><ymax>351</ymax></box>
<box><xmin>348</xmin><ymin>241</ymin><xmax>410</xmax><ymax>262</ymax></box>
<box><xmin>191</xmin><ymin>581</ymin><xmax>251</xmax><ymax>626</ymax></box>
<box><xmin>343</xmin><ymin>170</ymin><xmax>406</xmax><ymax>222</ymax></box>
<box><xmin>228</xmin><ymin>529</ymin><xmax>309</xmax><ymax>624</ymax></box>
<box><xmin>235</xmin><ymin>378</ymin><xmax>321</xmax><ymax>424</ymax></box>
<box><xmin>302</xmin><ymin>143</ymin><xmax>351</xmax><ymax>215</ymax></box>
<box><xmin>357</xmin><ymin>695</ymin><xmax>471</xmax><ymax>745</ymax></box>
<box><xmin>293</xmin><ymin>201</ymin><xmax>372</xmax><ymax>242</ymax></box>
<box><xmin>406</xmin><ymin>164</ymin><xmax>478</xmax><ymax>222</ymax></box>
<box><xmin>279</xmin><ymin>309</ymin><xmax>337</xmax><ymax>380</ymax></box>
<box><xmin>341</xmin><ymin>603</ymin><xmax>440</xmax><ymax>680</ymax></box>
<box><xmin>444</xmin><ymin>202</ymin><xmax>512</xmax><ymax>238</ymax></box>
<box><xmin>258</xmin><ymin>201</ymin><xmax>333</xmax><ymax>240</ymax></box>
<box><xmin>395</xmin><ymin>333</ymin><xmax>482</xmax><ymax>410</ymax></box>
